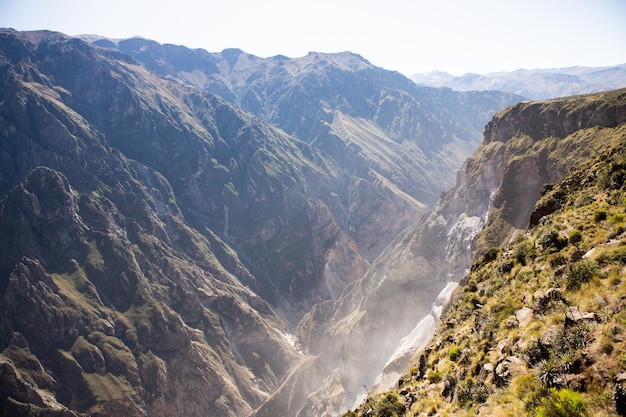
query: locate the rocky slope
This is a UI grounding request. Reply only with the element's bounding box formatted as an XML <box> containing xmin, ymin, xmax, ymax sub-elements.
<box><xmin>0</xmin><ymin>28</ymin><xmax>522</xmax><ymax>417</ymax></box>
<box><xmin>411</xmin><ymin>64</ymin><xmax>626</xmax><ymax>100</ymax></box>
<box><xmin>0</xmin><ymin>29</ymin><xmax>319</xmax><ymax>417</ymax></box>
<box><xmin>342</xmin><ymin>89</ymin><xmax>626</xmax><ymax>416</ymax></box>
<box><xmin>89</xmin><ymin>36</ymin><xmax>522</xmax><ymax>261</ymax></box>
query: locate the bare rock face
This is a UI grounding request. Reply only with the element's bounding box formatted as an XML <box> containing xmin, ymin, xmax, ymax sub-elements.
<box><xmin>0</xmin><ymin>168</ymin><xmax>298</xmax><ymax>416</ymax></box>
<box><xmin>494</xmin><ymin>356</ymin><xmax>526</xmax><ymax>387</ymax></box>
<box><xmin>477</xmin><ymin>90</ymin><xmax>626</xmax><ymax>251</ymax></box>
<box><xmin>110</xmin><ymin>37</ymin><xmax>523</xmax><ymax>263</ymax></box>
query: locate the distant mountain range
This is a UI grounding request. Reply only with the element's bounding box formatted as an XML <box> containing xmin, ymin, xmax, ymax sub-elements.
<box><xmin>411</xmin><ymin>64</ymin><xmax>626</xmax><ymax>99</ymax></box>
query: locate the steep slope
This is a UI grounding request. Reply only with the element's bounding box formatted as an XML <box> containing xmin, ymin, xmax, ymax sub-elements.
<box><xmin>0</xmin><ymin>28</ymin><xmax>375</xmax><ymax>320</ymax></box>
<box><xmin>92</xmin><ymin>37</ymin><xmax>522</xmax><ymax>261</ymax></box>
<box><xmin>281</xmin><ymin>88</ymin><xmax>626</xmax><ymax>416</ymax></box>
<box><xmin>0</xmin><ymin>28</ymin><xmax>371</xmax><ymax>416</ymax></box>
<box><xmin>342</xmin><ymin>89</ymin><xmax>626</xmax><ymax>416</ymax></box>
<box><xmin>1</xmin><ymin>28</ymin><xmax>522</xmax><ymax>417</ymax></box>
<box><xmin>411</xmin><ymin>64</ymin><xmax>626</xmax><ymax>100</ymax></box>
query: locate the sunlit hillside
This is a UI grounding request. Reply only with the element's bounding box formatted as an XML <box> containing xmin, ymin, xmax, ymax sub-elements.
<box><xmin>343</xmin><ymin>92</ymin><xmax>626</xmax><ymax>417</ymax></box>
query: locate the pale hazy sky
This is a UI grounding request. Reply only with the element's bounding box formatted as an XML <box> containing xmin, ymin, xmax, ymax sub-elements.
<box><xmin>1</xmin><ymin>0</ymin><xmax>625</xmax><ymax>76</ymax></box>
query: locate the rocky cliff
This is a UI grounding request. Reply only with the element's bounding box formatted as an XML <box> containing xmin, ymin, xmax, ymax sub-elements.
<box><xmin>341</xmin><ymin>89</ymin><xmax>626</xmax><ymax>416</ymax></box>
<box><xmin>0</xmin><ymin>29</ymin><xmax>312</xmax><ymax>417</ymax></box>
<box><xmin>265</xmin><ymin>89</ymin><xmax>626</xmax><ymax>417</ymax></box>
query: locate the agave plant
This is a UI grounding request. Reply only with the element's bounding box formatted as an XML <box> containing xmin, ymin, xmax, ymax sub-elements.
<box><xmin>536</xmin><ymin>359</ymin><xmax>560</xmax><ymax>388</ymax></box>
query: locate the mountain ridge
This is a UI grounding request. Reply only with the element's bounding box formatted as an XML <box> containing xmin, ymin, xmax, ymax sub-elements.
<box><xmin>411</xmin><ymin>64</ymin><xmax>626</xmax><ymax>100</ymax></box>
<box><xmin>0</xmin><ymin>28</ymin><xmax>521</xmax><ymax>417</ymax></box>
<box><xmin>94</xmin><ymin>32</ymin><xmax>522</xmax><ymax>262</ymax></box>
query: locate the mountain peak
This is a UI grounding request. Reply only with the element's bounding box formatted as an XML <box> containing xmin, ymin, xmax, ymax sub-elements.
<box><xmin>298</xmin><ymin>50</ymin><xmax>372</xmax><ymax>71</ymax></box>
<box><xmin>0</xmin><ymin>28</ymin><xmax>69</xmax><ymax>45</ymax></box>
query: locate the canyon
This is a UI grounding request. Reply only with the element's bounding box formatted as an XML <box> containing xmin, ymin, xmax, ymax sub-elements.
<box><xmin>0</xmin><ymin>28</ymin><xmax>623</xmax><ymax>417</ymax></box>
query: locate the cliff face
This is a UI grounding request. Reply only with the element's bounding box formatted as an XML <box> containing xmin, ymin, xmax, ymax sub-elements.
<box><xmin>0</xmin><ymin>29</ymin><xmax>343</xmax><ymax>417</ymax></box>
<box><xmin>3</xmin><ymin>28</ymin><xmax>615</xmax><ymax>417</ymax></box>
<box><xmin>342</xmin><ymin>88</ymin><xmax>626</xmax><ymax>417</ymax></box>
<box><xmin>476</xmin><ymin>90</ymin><xmax>626</xmax><ymax>251</ymax></box>
<box><xmin>0</xmin><ymin>29</ymin><xmax>371</xmax><ymax>321</ymax></box>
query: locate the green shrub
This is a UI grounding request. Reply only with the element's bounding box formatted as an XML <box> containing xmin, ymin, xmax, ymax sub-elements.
<box><xmin>593</xmin><ymin>209</ymin><xmax>608</xmax><ymax>223</ymax></box>
<box><xmin>567</xmin><ymin>229</ymin><xmax>582</xmax><ymax>245</ymax></box>
<box><xmin>567</xmin><ymin>260</ymin><xmax>597</xmax><ymax>290</ymax></box>
<box><xmin>512</xmin><ymin>374</ymin><xmax>546</xmax><ymax>411</ymax></box>
<box><xmin>538</xmin><ymin>229</ymin><xmax>568</xmax><ymax>251</ymax></box>
<box><xmin>514</xmin><ymin>240</ymin><xmax>535</xmax><ymax>265</ymax></box>
<box><xmin>524</xmin><ymin>339</ymin><xmax>550</xmax><ymax>366</ymax></box>
<box><xmin>597</xmin><ymin>245</ymin><xmax>626</xmax><ymax>264</ymax></box>
<box><xmin>536</xmin><ymin>359</ymin><xmax>559</xmax><ymax>388</ymax></box>
<box><xmin>557</xmin><ymin>321</ymin><xmax>592</xmax><ymax>351</ymax></box>
<box><xmin>456</xmin><ymin>378</ymin><xmax>490</xmax><ymax>407</ymax></box>
<box><xmin>448</xmin><ymin>346</ymin><xmax>462</xmax><ymax>362</ymax></box>
<box><xmin>374</xmin><ymin>392</ymin><xmax>405</xmax><ymax>417</ymax></box>
<box><xmin>427</xmin><ymin>370</ymin><xmax>442</xmax><ymax>384</ymax></box>
<box><xmin>483</xmin><ymin>247</ymin><xmax>501</xmax><ymax>263</ymax></box>
<box><xmin>548</xmin><ymin>253</ymin><xmax>567</xmax><ymax>268</ymax></box>
<box><xmin>535</xmin><ymin>388</ymin><xmax>588</xmax><ymax>417</ymax></box>
<box><xmin>611</xmin><ymin>213</ymin><xmax>625</xmax><ymax>224</ymax></box>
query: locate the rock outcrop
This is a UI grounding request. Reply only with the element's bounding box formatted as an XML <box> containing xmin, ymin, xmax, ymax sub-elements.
<box><xmin>340</xmin><ymin>88</ymin><xmax>626</xmax><ymax>417</ymax></box>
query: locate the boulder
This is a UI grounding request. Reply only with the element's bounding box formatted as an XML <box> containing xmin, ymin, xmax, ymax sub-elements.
<box><xmin>494</xmin><ymin>356</ymin><xmax>526</xmax><ymax>387</ymax></box>
<box><xmin>514</xmin><ymin>307</ymin><xmax>534</xmax><ymax>327</ymax></box>
<box><xmin>565</xmin><ymin>306</ymin><xmax>597</xmax><ymax>326</ymax></box>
